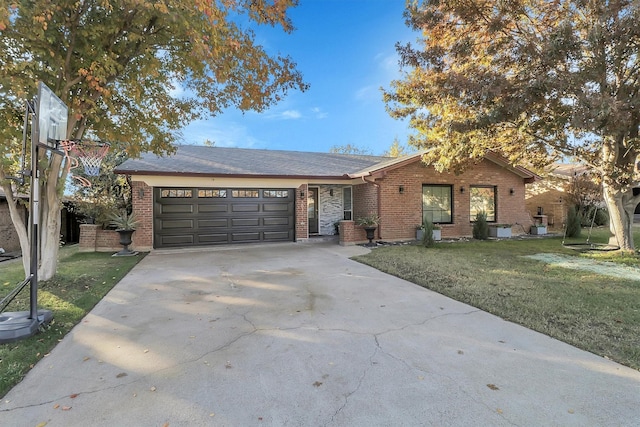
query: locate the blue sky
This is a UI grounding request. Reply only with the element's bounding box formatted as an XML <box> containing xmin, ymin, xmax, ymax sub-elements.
<box><xmin>181</xmin><ymin>0</ymin><xmax>418</xmax><ymax>155</ymax></box>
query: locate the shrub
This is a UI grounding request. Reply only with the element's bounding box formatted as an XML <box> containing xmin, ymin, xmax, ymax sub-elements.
<box><xmin>472</xmin><ymin>211</ymin><xmax>489</xmax><ymax>240</ymax></box>
<box><xmin>421</xmin><ymin>220</ymin><xmax>435</xmax><ymax>247</ymax></box>
<box><xmin>565</xmin><ymin>205</ymin><xmax>582</xmax><ymax>237</ymax></box>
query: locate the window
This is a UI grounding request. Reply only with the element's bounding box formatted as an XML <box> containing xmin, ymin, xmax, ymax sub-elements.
<box><xmin>161</xmin><ymin>189</ymin><xmax>192</xmax><ymax>198</ymax></box>
<box><xmin>232</xmin><ymin>189</ymin><xmax>259</xmax><ymax>198</ymax></box>
<box><xmin>470</xmin><ymin>186</ymin><xmax>496</xmax><ymax>222</ymax></box>
<box><xmin>198</xmin><ymin>189</ymin><xmax>227</xmax><ymax>198</ymax></box>
<box><xmin>422</xmin><ymin>185</ymin><xmax>452</xmax><ymax>223</ymax></box>
<box><xmin>264</xmin><ymin>190</ymin><xmax>289</xmax><ymax>198</ymax></box>
<box><xmin>343</xmin><ymin>187</ymin><xmax>352</xmax><ymax>220</ymax></box>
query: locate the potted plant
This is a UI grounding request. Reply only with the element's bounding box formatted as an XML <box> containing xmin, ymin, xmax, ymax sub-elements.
<box><xmin>356</xmin><ymin>213</ymin><xmax>380</xmax><ymax>245</ymax></box>
<box><xmin>109</xmin><ymin>211</ymin><xmax>140</xmax><ymax>256</ymax></box>
<box><xmin>530</xmin><ymin>223</ymin><xmax>547</xmax><ymax>235</ymax></box>
<box><xmin>488</xmin><ymin>223</ymin><xmax>513</xmax><ymax>238</ymax></box>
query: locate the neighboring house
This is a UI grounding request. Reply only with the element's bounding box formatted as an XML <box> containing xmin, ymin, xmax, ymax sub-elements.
<box><xmin>0</xmin><ymin>187</ymin><xmax>28</xmax><ymax>253</ymax></box>
<box><xmin>114</xmin><ymin>146</ymin><xmax>539</xmax><ymax>250</ymax></box>
<box><xmin>524</xmin><ymin>163</ymin><xmax>601</xmax><ymax>228</ymax></box>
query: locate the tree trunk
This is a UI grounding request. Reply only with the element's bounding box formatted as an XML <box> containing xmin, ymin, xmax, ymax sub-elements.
<box><xmin>602</xmin><ymin>183</ymin><xmax>637</xmax><ymax>252</ymax></box>
<box><xmin>38</xmin><ymin>155</ymin><xmax>65</xmax><ymax>281</ymax></box>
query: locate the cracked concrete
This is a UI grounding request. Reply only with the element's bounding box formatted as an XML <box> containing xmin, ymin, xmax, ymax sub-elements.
<box><xmin>2</xmin><ymin>241</ymin><xmax>639</xmax><ymax>426</ymax></box>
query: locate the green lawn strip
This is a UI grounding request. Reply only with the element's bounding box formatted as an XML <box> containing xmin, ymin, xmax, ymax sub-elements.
<box><xmin>353</xmin><ymin>232</ymin><xmax>640</xmax><ymax>371</ymax></box>
<box><xmin>0</xmin><ymin>245</ymin><xmax>145</xmax><ymax>397</ymax></box>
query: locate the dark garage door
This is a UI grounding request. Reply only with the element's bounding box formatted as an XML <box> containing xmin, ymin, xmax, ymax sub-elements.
<box><xmin>154</xmin><ymin>188</ymin><xmax>295</xmax><ymax>248</ymax></box>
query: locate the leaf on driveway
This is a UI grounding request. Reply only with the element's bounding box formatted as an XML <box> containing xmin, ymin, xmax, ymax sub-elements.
<box><xmin>69</xmin><ymin>393</ymin><xmax>78</xmax><ymax>399</ymax></box>
<box><xmin>62</xmin><ymin>406</ymin><xmax>72</xmax><ymax>411</ymax></box>
<box><xmin>487</xmin><ymin>384</ymin><xmax>500</xmax><ymax>391</ymax></box>
<box><xmin>312</xmin><ymin>381</ymin><xmax>323</xmax><ymax>387</ymax></box>
<box><xmin>116</xmin><ymin>372</ymin><xmax>128</xmax><ymax>378</ymax></box>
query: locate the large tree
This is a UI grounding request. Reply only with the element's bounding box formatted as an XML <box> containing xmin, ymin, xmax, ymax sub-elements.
<box><xmin>0</xmin><ymin>0</ymin><xmax>307</xmax><ymax>279</ymax></box>
<box><xmin>385</xmin><ymin>0</ymin><xmax>640</xmax><ymax>251</ymax></box>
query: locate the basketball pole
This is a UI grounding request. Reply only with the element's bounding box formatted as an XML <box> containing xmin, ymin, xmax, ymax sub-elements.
<box><xmin>29</xmin><ymin>98</ymin><xmax>39</xmax><ymax>322</ymax></box>
<box><xmin>0</xmin><ymin>92</ymin><xmax>53</xmax><ymax>343</ymax></box>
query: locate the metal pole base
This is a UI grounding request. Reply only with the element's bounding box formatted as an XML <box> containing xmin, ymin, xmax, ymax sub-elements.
<box><xmin>0</xmin><ymin>310</ymin><xmax>53</xmax><ymax>344</ymax></box>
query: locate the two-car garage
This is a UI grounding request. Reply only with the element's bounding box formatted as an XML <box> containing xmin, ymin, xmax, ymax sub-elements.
<box><xmin>153</xmin><ymin>187</ymin><xmax>295</xmax><ymax>248</ymax></box>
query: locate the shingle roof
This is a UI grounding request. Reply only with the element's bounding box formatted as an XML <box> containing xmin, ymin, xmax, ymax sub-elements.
<box><xmin>115</xmin><ymin>145</ymin><xmax>389</xmax><ymax>178</ymax></box>
<box><xmin>115</xmin><ymin>145</ymin><xmax>540</xmax><ymax>182</ymax></box>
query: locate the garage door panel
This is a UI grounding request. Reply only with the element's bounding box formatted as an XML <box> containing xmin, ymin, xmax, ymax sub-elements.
<box><xmin>263</xmin><ymin>217</ymin><xmax>291</xmax><ymax>226</ymax></box>
<box><xmin>159</xmin><ymin>235</ymin><xmax>194</xmax><ymax>246</ymax></box>
<box><xmin>154</xmin><ymin>187</ymin><xmax>294</xmax><ymax>248</ymax></box>
<box><xmin>231</xmin><ymin>232</ymin><xmax>260</xmax><ymax>242</ymax></box>
<box><xmin>197</xmin><ymin>234</ymin><xmax>229</xmax><ymax>244</ymax></box>
<box><xmin>198</xmin><ymin>219</ymin><xmax>228</xmax><ymax>228</ymax></box>
<box><xmin>161</xmin><ymin>219</ymin><xmax>194</xmax><ymax>229</ymax></box>
<box><xmin>199</xmin><ymin>205</ymin><xmax>227</xmax><ymax>213</ymax></box>
<box><xmin>231</xmin><ymin>218</ymin><xmax>260</xmax><ymax>227</ymax></box>
<box><xmin>232</xmin><ymin>204</ymin><xmax>260</xmax><ymax>212</ymax></box>
<box><xmin>263</xmin><ymin>203</ymin><xmax>290</xmax><ymax>212</ymax></box>
<box><xmin>161</xmin><ymin>205</ymin><xmax>193</xmax><ymax>214</ymax></box>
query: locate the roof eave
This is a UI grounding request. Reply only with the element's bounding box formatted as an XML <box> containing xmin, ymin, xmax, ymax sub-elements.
<box><xmin>114</xmin><ymin>169</ymin><xmax>351</xmax><ymax>180</ymax></box>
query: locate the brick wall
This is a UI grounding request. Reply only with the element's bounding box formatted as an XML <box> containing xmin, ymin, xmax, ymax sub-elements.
<box><xmin>79</xmin><ymin>224</ymin><xmax>143</xmax><ymax>252</ymax></box>
<box><xmin>131</xmin><ymin>181</ymin><xmax>153</xmax><ymax>251</ymax></box>
<box><xmin>295</xmin><ymin>184</ymin><xmax>308</xmax><ymax>241</ymax></box>
<box><xmin>0</xmin><ymin>200</ymin><xmax>26</xmax><ymax>252</ymax></box>
<box><xmin>345</xmin><ymin>159</ymin><xmax>533</xmax><ymax>243</ymax></box>
<box><xmin>525</xmin><ymin>178</ymin><xmax>567</xmax><ymax>227</ymax></box>
<box><xmin>352</xmin><ymin>181</ymin><xmax>379</xmax><ymax>240</ymax></box>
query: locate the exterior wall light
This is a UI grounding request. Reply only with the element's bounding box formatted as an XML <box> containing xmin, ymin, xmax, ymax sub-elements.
<box><xmin>460</xmin><ymin>186</ymin><xmax>465</xmax><ymax>194</ymax></box>
<box><xmin>399</xmin><ymin>185</ymin><xmax>404</xmax><ymax>194</ymax></box>
<box><xmin>509</xmin><ymin>188</ymin><xmax>515</xmax><ymax>195</ymax></box>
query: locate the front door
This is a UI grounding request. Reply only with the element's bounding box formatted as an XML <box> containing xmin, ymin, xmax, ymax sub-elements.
<box><xmin>308</xmin><ymin>187</ymin><xmax>319</xmax><ymax>234</ymax></box>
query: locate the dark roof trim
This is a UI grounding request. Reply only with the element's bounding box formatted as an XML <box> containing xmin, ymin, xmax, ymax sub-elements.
<box><xmin>113</xmin><ymin>169</ymin><xmax>353</xmax><ymax>180</ymax></box>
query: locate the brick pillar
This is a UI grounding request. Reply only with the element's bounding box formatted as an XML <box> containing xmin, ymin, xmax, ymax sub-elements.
<box><xmin>339</xmin><ymin>220</ymin><xmax>355</xmax><ymax>246</ymax></box>
<box><xmin>295</xmin><ymin>184</ymin><xmax>308</xmax><ymax>241</ymax></box>
<box><xmin>131</xmin><ymin>180</ymin><xmax>153</xmax><ymax>251</ymax></box>
<box><xmin>79</xmin><ymin>224</ymin><xmax>99</xmax><ymax>252</ymax></box>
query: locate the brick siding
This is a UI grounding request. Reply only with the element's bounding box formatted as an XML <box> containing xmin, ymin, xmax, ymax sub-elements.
<box><xmin>0</xmin><ymin>200</ymin><xmax>26</xmax><ymax>252</ymax></box>
<box><xmin>295</xmin><ymin>184</ymin><xmax>308</xmax><ymax>241</ymax></box>
<box><xmin>346</xmin><ymin>159</ymin><xmax>534</xmax><ymax>243</ymax></box>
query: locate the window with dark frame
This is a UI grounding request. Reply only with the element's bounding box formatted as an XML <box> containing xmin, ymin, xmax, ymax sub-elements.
<box><xmin>422</xmin><ymin>185</ymin><xmax>452</xmax><ymax>224</ymax></box>
<box><xmin>263</xmin><ymin>190</ymin><xmax>289</xmax><ymax>198</ymax></box>
<box><xmin>470</xmin><ymin>186</ymin><xmax>496</xmax><ymax>222</ymax></box>
<box><xmin>198</xmin><ymin>189</ymin><xmax>227</xmax><ymax>198</ymax></box>
<box><xmin>231</xmin><ymin>189</ymin><xmax>259</xmax><ymax>198</ymax></box>
<box><xmin>161</xmin><ymin>189</ymin><xmax>193</xmax><ymax>198</ymax></box>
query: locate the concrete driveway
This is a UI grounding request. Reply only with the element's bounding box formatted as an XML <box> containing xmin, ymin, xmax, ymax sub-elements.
<box><xmin>2</xmin><ymin>242</ymin><xmax>639</xmax><ymax>426</ymax></box>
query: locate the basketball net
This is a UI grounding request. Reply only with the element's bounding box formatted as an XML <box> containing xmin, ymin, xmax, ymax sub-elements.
<box><xmin>59</xmin><ymin>140</ymin><xmax>110</xmax><ymax>187</ymax></box>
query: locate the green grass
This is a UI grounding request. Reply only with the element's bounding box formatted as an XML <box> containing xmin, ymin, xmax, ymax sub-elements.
<box><xmin>354</xmin><ymin>227</ymin><xmax>640</xmax><ymax>371</ymax></box>
<box><xmin>0</xmin><ymin>245</ymin><xmax>145</xmax><ymax>397</ymax></box>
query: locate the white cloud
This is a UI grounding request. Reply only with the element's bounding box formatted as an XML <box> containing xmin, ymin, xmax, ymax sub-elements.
<box><xmin>311</xmin><ymin>107</ymin><xmax>328</xmax><ymax>119</ymax></box>
<box><xmin>182</xmin><ymin>119</ymin><xmax>265</xmax><ymax>149</ymax></box>
<box><xmin>281</xmin><ymin>110</ymin><xmax>302</xmax><ymax>119</ymax></box>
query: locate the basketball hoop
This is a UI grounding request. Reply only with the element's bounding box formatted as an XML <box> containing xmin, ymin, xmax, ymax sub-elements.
<box><xmin>60</xmin><ymin>140</ymin><xmax>110</xmax><ymax>187</ymax></box>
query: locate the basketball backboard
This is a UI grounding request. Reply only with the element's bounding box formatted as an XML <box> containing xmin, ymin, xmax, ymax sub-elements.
<box><xmin>37</xmin><ymin>82</ymin><xmax>68</xmax><ymax>150</ymax></box>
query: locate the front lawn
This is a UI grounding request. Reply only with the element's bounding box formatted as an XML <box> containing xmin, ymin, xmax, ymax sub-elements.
<box><xmin>0</xmin><ymin>245</ymin><xmax>145</xmax><ymax>397</ymax></box>
<box><xmin>353</xmin><ymin>228</ymin><xmax>640</xmax><ymax>370</ymax></box>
